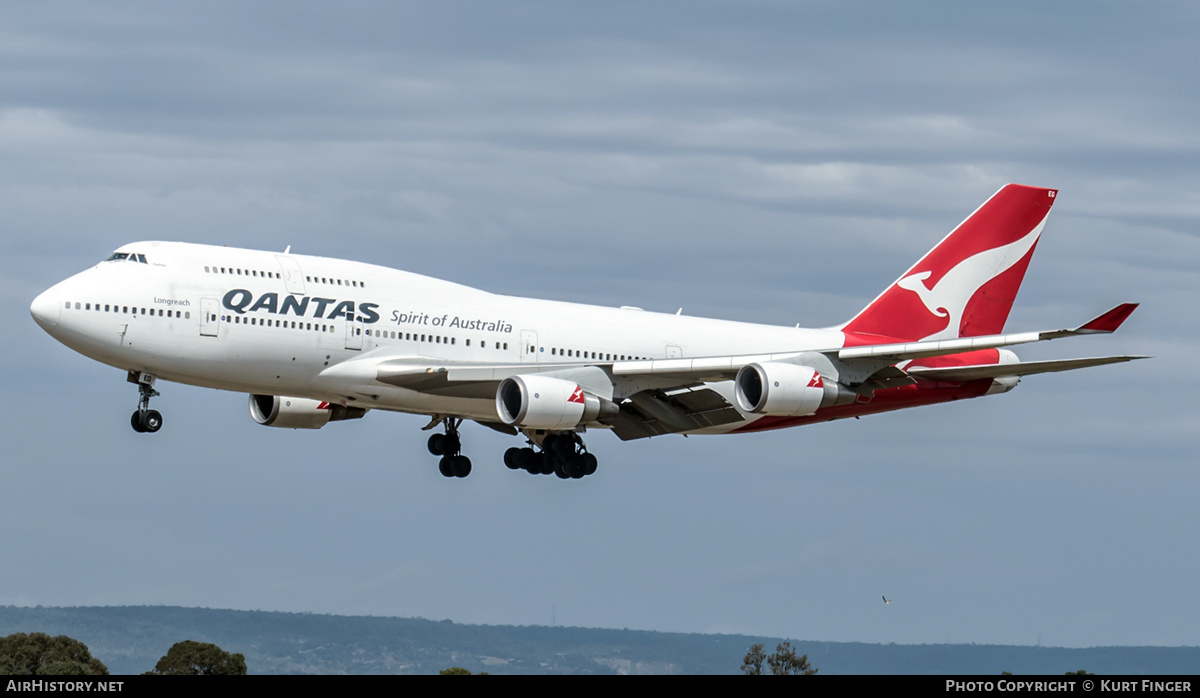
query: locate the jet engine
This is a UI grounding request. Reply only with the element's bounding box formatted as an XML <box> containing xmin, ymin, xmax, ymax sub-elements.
<box><xmin>496</xmin><ymin>375</ymin><xmax>619</xmax><ymax>430</ymax></box>
<box><xmin>734</xmin><ymin>362</ymin><xmax>829</xmax><ymax>416</ymax></box>
<box><xmin>249</xmin><ymin>394</ymin><xmax>367</xmax><ymax>429</ymax></box>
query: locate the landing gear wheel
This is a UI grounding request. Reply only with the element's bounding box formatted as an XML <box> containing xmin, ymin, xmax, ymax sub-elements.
<box><xmin>504</xmin><ymin>447</ymin><xmax>523</xmax><ymax>470</ymax></box>
<box><xmin>428</xmin><ymin>433</ymin><xmax>445</xmax><ymax>456</ymax></box>
<box><xmin>140</xmin><ymin>410</ymin><xmax>163</xmax><ymax>433</ymax></box>
<box><xmin>131</xmin><ymin>411</ymin><xmax>146</xmax><ymax>433</ymax></box>
<box><xmin>564</xmin><ymin>455</ymin><xmax>587</xmax><ymax>479</ymax></box>
<box><xmin>451</xmin><ymin>455</ymin><xmax>472</xmax><ymax>478</ymax></box>
<box><xmin>523</xmin><ymin>450</ymin><xmax>545</xmax><ymax>475</ymax></box>
<box><xmin>551</xmin><ymin>435</ymin><xmax>576</xmax><ymax>459</ymax></box>
<box><xmin>440</xmin><ymin>455</ymin><xmax>471</xmax><ymax>478</ymax></box>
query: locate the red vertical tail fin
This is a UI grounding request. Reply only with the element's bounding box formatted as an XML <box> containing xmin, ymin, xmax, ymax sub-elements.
<box><xmin>841</xmin><ymin>184</ymin><xmax>1057</xmax><ymax>343</ymax></box>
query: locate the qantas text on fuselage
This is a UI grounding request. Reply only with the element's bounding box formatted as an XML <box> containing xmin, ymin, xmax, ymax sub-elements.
<box><xmin>30</xmin><ymin>184</ymin><xmax>1144</xmax><ymax>480</ymax></box>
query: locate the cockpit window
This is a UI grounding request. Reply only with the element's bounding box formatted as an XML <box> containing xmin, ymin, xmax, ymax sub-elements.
<box><xmin>104</xmin><ymin>252</ymin><xmax>148</xmax><ymax>264</ymax></box>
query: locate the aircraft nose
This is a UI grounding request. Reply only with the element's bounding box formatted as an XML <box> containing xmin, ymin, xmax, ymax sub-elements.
<box><xmin>30</xmin><ymin>286</ymin><xmax>62</xmax><ymax>332</ymax></box>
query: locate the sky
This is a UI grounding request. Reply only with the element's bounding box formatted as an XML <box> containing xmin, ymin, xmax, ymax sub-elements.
<box><xmin>2</xmin><ymin>1</ymin><xmax>1198</xmax><ymax>650</ymax></box>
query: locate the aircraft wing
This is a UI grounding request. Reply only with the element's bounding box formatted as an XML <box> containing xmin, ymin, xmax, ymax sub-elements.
<box><xmin>904</xmin><ymin>355</ymin><xmax>1148</xmax><ymax>382</ymax></box>
<box><xmin>600</xmin><ymin>303</ymin><xmax>1139</xmax><ymax>381</ymax></box>
<box><xmin>358</xmin><ymin>303</ymin><xmax>1141</xmax><ymax>440</ymax></box>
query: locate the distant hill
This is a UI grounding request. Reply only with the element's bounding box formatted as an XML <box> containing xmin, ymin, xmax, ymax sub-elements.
<box><xmin>1</xmin><ymin>606</ymin><xmax>1196</xmax><ymax>675</ymax></box>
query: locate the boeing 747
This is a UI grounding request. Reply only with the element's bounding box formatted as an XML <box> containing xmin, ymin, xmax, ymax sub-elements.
<box><xmin>29</xmin><ymin>184</ymin><xmax>1143</xmax><ymax>479</ymax></box>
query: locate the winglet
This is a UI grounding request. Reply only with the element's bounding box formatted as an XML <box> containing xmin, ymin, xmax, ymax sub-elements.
<box><xmin>1037</xmin><ymin>303</ymin><xmax>1139</xmax><ymax>341</ymax></box>
<box><xmin>1076</xmin><ymin>303</ymin><xmax>1139</xmax><ymax>334</ymax></box>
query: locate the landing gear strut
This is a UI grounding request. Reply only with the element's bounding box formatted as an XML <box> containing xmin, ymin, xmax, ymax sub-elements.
<box><xmin>504</xmin><ymin>432</ymin><xmax>598</xmax><ymax>479</ymax></box>
<box><xmin>127</xmin><ymin>371</ymin><xmax>162</xmax><ymax>434</ymax></box>
<box><xmin>427</xmin><ymin>418</ymin><xmax>471</xmax><ymax>478</ymax></box>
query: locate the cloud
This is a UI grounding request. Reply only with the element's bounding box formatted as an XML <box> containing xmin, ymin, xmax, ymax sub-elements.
<box><xmin>3</xmin><ymin>1</ymin><xmax>1197</xmax><ymax>647</ymax></box>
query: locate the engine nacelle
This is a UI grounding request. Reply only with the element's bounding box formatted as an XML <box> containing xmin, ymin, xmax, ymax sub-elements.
<box><xmin>734</xmin><ymin>362</ymin><xmax>827</xmax><ymax>416</ymax></box>
<box><xmin>986</xmin><ymin>349</ymin><xmax>1022</xmax><ymax>395</ymax></box>
<box><xmin>249</xmin><ymin>394</ymin><xmax>367</xmax><ymax>429</ymax></box>
<box><xmin>496</xmin><ymin>375</ymin><xmax>619</xmax><ymax>430</ymax></box>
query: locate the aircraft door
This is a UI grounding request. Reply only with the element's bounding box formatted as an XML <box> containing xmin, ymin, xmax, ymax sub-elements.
<box><xmin>276</xmin><ymin>256</ymin><xmax>307</xmax><ymax>295</ymax></box>
<box><xmin>200</xmin><ymin>298</ymin><xmax>220</xmax><ymax>337</ymax></box>
<box><xmin>521</xmin><ymin>330</ymin><xmax>538</xmax><ymax>363</ymax></box>
<box><xmin>345</xmin><ymin>319</ymin><xmax>362</xmax><ymax>350</ymax></box>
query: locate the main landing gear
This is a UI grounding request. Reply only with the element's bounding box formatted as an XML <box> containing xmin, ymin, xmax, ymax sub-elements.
<box><xmin>127</xmin><ymin>371</ymin><xmax>162</xmax><ymax>434</ymax></box>
<box><xmin>504</xmin><ymin>432</ymin><xmax>598</xmax><ymax>480</ymax></box>
<box><xmin>428</xmin><ymin>418</ymin><xmax>471</xmax><ymax>478</ymax></box>
<box><xmin>422</xmin><ymin>419</ymin><xmax>598</xmax><ymax>480</ymax></box>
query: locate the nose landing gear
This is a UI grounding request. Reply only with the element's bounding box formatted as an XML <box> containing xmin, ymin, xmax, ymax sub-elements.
<box><xmin>128</xmin><ymin>371</ymin><xmax>162</xmax><ymax>433</ymax></box>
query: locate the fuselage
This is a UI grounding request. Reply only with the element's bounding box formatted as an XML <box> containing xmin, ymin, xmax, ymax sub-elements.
<box><xmin>35</xmin><ymin>241</ymin><xmax>920</xmax><ymax>433</ymax></box>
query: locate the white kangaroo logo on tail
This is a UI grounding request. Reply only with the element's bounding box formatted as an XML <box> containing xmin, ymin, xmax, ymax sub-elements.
<box><xmin>896</xmin><ymin>219</ymin><xmax>1045</xmax><ymax>341</ymax></box>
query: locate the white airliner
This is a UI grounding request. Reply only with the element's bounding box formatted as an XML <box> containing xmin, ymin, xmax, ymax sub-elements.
<box><xmin>30</xmin><ymin>184</ymin><xmax>1142</xmax><ymax>479</ymax></box>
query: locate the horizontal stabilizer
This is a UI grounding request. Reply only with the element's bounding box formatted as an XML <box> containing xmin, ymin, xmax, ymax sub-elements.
<box><xmin>838</xmin><ymin>303</ymin><xmax>1141</xmax><ymax>364</ymax></box>
<box><xmin>905</xmin><ymin>355</ymin><xmax>1148</xmax><ymax>382</ymax></box>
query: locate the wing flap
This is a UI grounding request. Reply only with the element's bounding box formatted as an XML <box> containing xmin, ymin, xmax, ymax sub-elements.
<box><xmin>608</xmin><ymin>387</ymin><xmax>744</xmax><ymax>441</ymax></box>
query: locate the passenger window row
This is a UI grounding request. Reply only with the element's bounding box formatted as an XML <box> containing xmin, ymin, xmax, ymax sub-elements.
<box><xmin>364</xmin><ymin>329</ymin><xmax>457</xmax><ymax>345</ymax></box>
<box><xmin>65</xmin><ymin>301</ymin><xmax>190</xmax><ymax>320</ymax></box>
<box><xmin>550</xmin><ymin>347</ymin><xmax>646</xmax><ymax>361</ymax></box>
<box><xmin>60</xmin><ymin>302</ymin><xmax>632</xmax><ymax>361</ymax></box>
<box><xmin>223</xmin><ymin>315</ymin><xmax>335</xmax><ymax>333</ymax></box>
<box><xmin>205</xmin><ymin>266</ymin><xmax>281</xmax><ymax>279</ymax></box>
<box><xmin>203</xmin><ymin>263</ymin><xmax>365</xmax><ymax>290</ymax></box>
<box><xmin>306</xmin><ymin>275</ymin><xmax>365</xmax><ymax>288</ymax></box>
<box><xmin>360</xmin><ymin>328</ymin><xmax>510</xmax><ymax>351</ymax></box>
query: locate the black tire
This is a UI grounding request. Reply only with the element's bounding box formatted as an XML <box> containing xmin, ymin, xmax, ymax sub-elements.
<box><xmin>525</xmin><ymin>451</ymin><xmax>544</xmax><ymax>475</ymax></box>
<box><xmin>582</xmin><ymin>453</ymin><xmax>598</xmax><ymax>476</ymax></box>
<box><xmin>565</xmin><ymin>455</ymin><xmax>586</xmax><ymax>479</ymax></box>
<box><xmin>438</xmin><ymin>456</ymin><xmax>453</xmax><ymax>477</ymax></box>
<box><xmin>552</xmin><ymin>434</ymin><xmax>576</xmax><ymax>459</ymax></box>
<box><xmin>554</xmin><ymin>457</ymin><xmax>570</xmax><ymax>479</ymax></box>
<box><xmin>140</xmin><ymin>410</ymin><xmax>163</xmax><ymax>433</ymax></box>
<box><xmin>442</xmin><ymin>433</ymin><xmax>461</xmax><ymax>456</ymax></box>
<box><xmin>452</xmin><ymin>456</ymin><xmax>472</xmax><ymax>478</ymax></box>
<box><xmin>428</xmin><ymin>433</ymin><xmax>445</xmax><ymax>456</ymax></box>
<box><xmin>131</xmin><ymin>411</ymin><xmax>146</xmax><ymax>433</ymax></box>
<box><xmin>504</xmin><ymin>447</ymin><xmax>522</xmax><ymax>470</ymax></box>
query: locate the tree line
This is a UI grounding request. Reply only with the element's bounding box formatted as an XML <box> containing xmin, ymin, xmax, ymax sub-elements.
<box><xmin>0</xmin><ymin>633</ymin><xmax>246</xmax><ymax>675</ymax></box>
